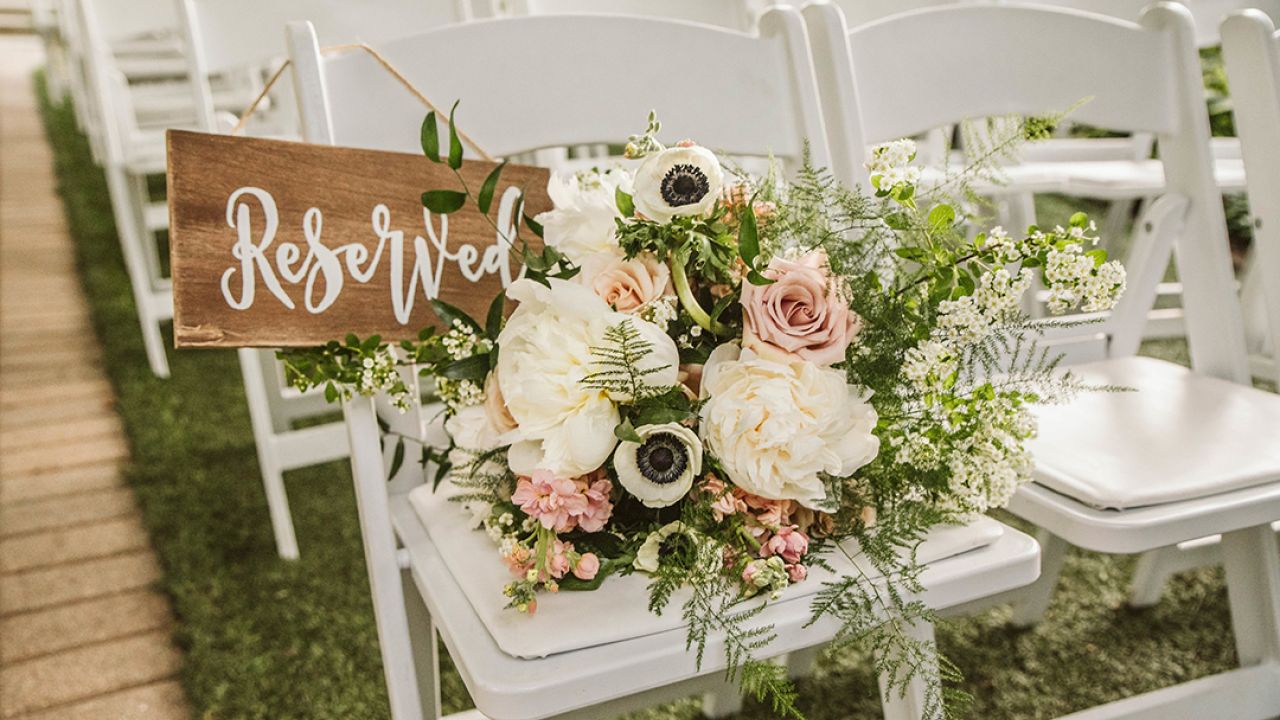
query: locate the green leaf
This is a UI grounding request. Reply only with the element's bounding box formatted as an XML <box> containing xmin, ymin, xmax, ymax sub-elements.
<box><xmin>1086</xmin><ymin>248</ymin><xmax>1107</xmax><ymax>266</ymax></box>
<box><xmin>390</xmin><ymin>438</ymin><xmax>406</xmax><ymax>479</ymax></box>
<box><xmin>746</xmin><ymin>269</ymin><xmax>775</xmax><ymax>286</ymax></box>
<box><xmin>324</xmin><ymin>382</ymin><xmax>338</xmax><ymax>403</ymax></box>
<box><xmin>421</xmin><ymin>190</ymin><xmax>466</xmax><ymax>214</ymax></box>
<box><xmin>633</xmin><ymin>404</ymin><xmax>696</xmax><ymax>427</ymax></box>
<box><xmin>1069</xmin><ymin>211</ymin><xmax>1089</xmax><ymax>228</ymax></box>
<box><xmin>447</xmin><ymin>100</ymin><xmax>463</xmax><ymax>170</ymax></box>
<box><xmin>524</xmin><ymin>212</ymin><xmax>544</xmax><ymax>238</ymax></box>
<box><xmin>616</xmin><ymin>187</ymin><xmax>635</xmax><ymax>217</ymax></box>
<box><xmin>613</xmin><ymin>418</ymin><xmax>643</xmax><ymax>444</ymax></box>
<box><xmin>477</xmin><ymin>161</ymin><xmax>506</xmax><ymax>215</ymax></box>
<box><xmin>441</xmin><ymin>354</ymin><xmax>490</xmax><ymax>382</ymax></box>
<box><xmin>737</xmin><ymin>194</ymin><xmax>760</xmax><ymax>266</ymax></box>
<box><xmin>557</xmin><ymin>557</ymin><xmax>622</xmax><ymax>591</ymax></box>
<box><xmin>430</xmin><ymin>298</ymin><xmax>482</xmax><ymax>331</ymax></box>
<box><xmin>884</xmin><ymin>212</ymin><xmax>912</xmax><ymax>231</ymax></box>
<box><xmin>927</xmin><ymin>203</ymin><xmax>955</xmax><ymax>230</ymax></box>
<box><xmin>485</xmin><ymin>292</ymin><xmax>505</xmax><ymax>340</ymax></box>
<box><xmin>894</xmin><ymin>246</ymin><xmax>929</xmax><ymax>262</ymax></box>
<box><xmin>420</xmin><ymin>112</ymin><xmax>440</xmax><ymax>163</ymax></box>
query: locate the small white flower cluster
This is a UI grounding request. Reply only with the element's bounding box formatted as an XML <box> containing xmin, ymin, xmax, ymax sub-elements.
<box><xmin>934</xmin><ymin>267</ymin><xmax>1034</xmax><ymax>345</ymax></box>
<box><xmin>442</xmin><ymin>319</ymin><xmax>493</xmax><ymax>360</ymax></box>
<box><xmin>866</xmin><ymin>139</ymin><xmax>921</xmax><ymax>190</ymax></box>
<box><xmin>351</xmin><ymin>348</ymin><xmax>410</xmax><ymax>410</ymax></box>
<box><xmin>484</xmin><ymin>509</ymin><xmax>516</xmax><ymax>543</ymax></box>
<box><xmin>434</xmin><ymin>377</ymin><xmax>484</xmax><ymax>411</ymax></box>
<box><xmin>902</xmin><ymin>340</ymin><xmax>957</xmax><ymax>395</ymax></box>
<box><xmin>435</xmin><ymin>320</ymin><xmax>495</xmax><ymax>412</ymax></box>
<box><xmin>638</xmin><ymin>295</ymin><xmax>679</xmax><ymax>332</ymax></box>
<box><xmin>1044</xmin><ymin>244</ymin><xmax>1127</xmax><ymax>314</ymax></box>
<box><xmin>979</xmin><ymin>226</ymin><xmax>1020</xmax><ymax>263</ymax></box>
<box><xmin>942</xmin><ymin>398</ymin><xmax>1036</xmax><ymax>516</ymax></box>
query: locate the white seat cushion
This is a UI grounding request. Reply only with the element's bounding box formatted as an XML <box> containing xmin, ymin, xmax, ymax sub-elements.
<box><xmin>408</xmin><ymin>482</ymin><xmax>1001</xmax><ymax>659</ymax></box>
<box><xmin>1030</xmin><ymin>356</ymin><xmax>1280</xmax><ymax>510</ymax></box>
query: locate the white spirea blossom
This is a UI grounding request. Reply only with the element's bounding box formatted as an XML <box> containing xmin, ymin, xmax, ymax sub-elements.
<box><xmin>866</xmin><ymin>139</ymin><xmax>921</xmax><ymax>189</ymax></box>
<box><xmin>498</xmin><ymin>278</ymin><xmax>678</xmax><ymax>478</ymax></box>
<box><xmin>535</xmin><ymin>168</ymin><xmax>631</xmax><ymax>264</ymax></box>
<box><xmin>940</xmin><ymin>398</ymin><xmax>1037</xmax><ymax>516</ymax></box>
<box><xmin>698</xmin><ymin>344</ymin><xmax>880</xmax><ymax>509</ymax></box>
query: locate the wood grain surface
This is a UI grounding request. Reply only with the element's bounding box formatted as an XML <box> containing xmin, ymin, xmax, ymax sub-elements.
<box><xmin>167</xmin><ymin>130</ymin><xmax>549</xmax><ymax>348</ymax></box>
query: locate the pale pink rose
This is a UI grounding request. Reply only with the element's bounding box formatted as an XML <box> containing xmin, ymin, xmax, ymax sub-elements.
<box><xmin>787</xmin><ymin>563</ymin><xmax>808</xmax><ymax>583</ymax></box>
<box><xmin>678</xmin><ymin>363</ymin><xmax>704</xmax><ymax>399</ymax></box>
<box><xmin>512</xmin><ymin>469</ymin><xmax>589</xmax><ymax>533</ymax></box>
<box><xmin>573</xmin><ymin>552</ymin><xmax>601</xmax><ymax>580</ymax></box>
<box><xmin>741</xmin><ymin>249</ymin><xmax>863</xmax><ymax>366</ymax></box>
<box><xmin>576</xmin><ymin>252</ymin><xmax>672</xmax><ymax>313</ymax></box>
<box><xmin>483</xmin><ymin>371</ymin><xmax>518</xmax><ymax>435</ymax></box>
<box><xmin>761</xmin><ymin>525</ymin><xmax>809</xmax><ymax>564</ymax></box>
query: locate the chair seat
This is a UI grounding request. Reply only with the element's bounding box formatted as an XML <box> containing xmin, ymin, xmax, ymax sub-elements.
<box><xmin>391</xmin><ymin>492</ymin><xmax>1038</xmax><ymax>720</ymax></box>
<box><xmin>1030</xmin><ymin>356</ymin><xmax>1280</xmax><ymax>512</ymax></box>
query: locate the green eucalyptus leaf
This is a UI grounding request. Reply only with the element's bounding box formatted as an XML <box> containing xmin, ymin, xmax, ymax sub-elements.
<box><xmin>616</xmin><ymin>187</ymin><xmax>635</xmax><ymax>217</ymax></box>
<box><xmin>737</xmin><ymin>194</ymin><xmax>760</xmax><ymax>266</ymax></box>
<box><xmin>421</xmin><ymin>190</ymin><xmax>467</xmax><ymax>214</ymax></box>
<box><xmin>390</xmin><ymin>438</ymin><xmax>406</xmax><ymax>479</ymax></box>
<box><xmin>447</xmin><ymin>100</ymin><xmax>463</xmax><ymax>170</ymax></box>
<box><xmin>430</xmin><ymin>298</ymin><xmax>482</xmax><ymax>331</ymax></box>
<box><xmin>485</xmin><ymin>292</ymin><xmax>506</xmax><ymax>340</ymax></box>
<box><xmin>477</xmin><ymin>161</ymin><xmax>507</xmax><ymax>215</ymax></box>
<box><xmin>441</xmin><ymin>353</ymin><xmax>490</xmax><ymax>382</ymax></box>
<box><xmin>420</xmin><ymin>112</ymin><xmax>440</xmax><ymax>162</ymax></box>
<box><xmin>524</xmin><ymin>213</ymin><xmax>544</xmax><ymax>238</ymax></box>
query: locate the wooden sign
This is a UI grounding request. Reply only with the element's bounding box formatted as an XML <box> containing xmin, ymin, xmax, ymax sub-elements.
<box><xmin>166</xmin><ymin>130</ymin><xmax>550</xmax><ymax>348</ymax></box>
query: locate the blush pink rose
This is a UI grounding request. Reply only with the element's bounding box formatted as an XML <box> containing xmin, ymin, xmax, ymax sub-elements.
<box><xmin>573</xmin><ymin>552</ymin><xmax>601</xmax><ymax>580</ymax></box>
<box><xmin>787</xmin><ymin>563</ymin><xmax>808</xmax><ymax>583</ymax></box>
<box><xmin>741</xmin><ymin>249</ymin><xmax>863</xmax><ymax>366</ymax></box>
<box><xmin>576</xmin><ymin>252</ymin><xmax>672</xmax><ymax>313</ymax></box>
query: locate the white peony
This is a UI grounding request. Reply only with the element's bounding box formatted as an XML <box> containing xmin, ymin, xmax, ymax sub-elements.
<box><xmin>613</xmin><ymin>422</ymin><xmax>702</xmax><ymax>508</ymax></box>
<box><xmin>632</xmin><ymin>145</ymin><xmax>723</xmax><ymax>224</ymax></box>
<box><xmin>497</xmin><ymin>278</ymin><xmax>679</xmax><ymax>478</ymax></box>
<box><xmin>699</xmin><ymin>343</ymin><xmax>880</xmax><ymax>509</ymax></box>
<box><xmin>535</xmin><ymin>168</ymin><xmax>630</xmax><ymax>264</ymax></box>
<box><xmin>445</xmin><ymin>405</ymin><xmax>505</xmax><ymax>472</ymax></box>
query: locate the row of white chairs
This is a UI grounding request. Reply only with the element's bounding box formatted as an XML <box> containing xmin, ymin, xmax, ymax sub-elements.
<box><xmin>272</xmin><ymin>3</ymin><xmax>1280</xmax><ymax>719</ymax></box>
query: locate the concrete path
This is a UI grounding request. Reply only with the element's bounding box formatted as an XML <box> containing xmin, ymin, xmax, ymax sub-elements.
<box><xmin>0</xmin><ymin>35</ymin><xmax>189</xmax><ymax>719</ymax></box>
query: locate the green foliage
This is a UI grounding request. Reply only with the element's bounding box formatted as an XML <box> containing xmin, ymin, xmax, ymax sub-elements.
<box><xmin>581</xmin><ymin>320</ymin><xmax>673</xmax><ymax>401</ymax></box>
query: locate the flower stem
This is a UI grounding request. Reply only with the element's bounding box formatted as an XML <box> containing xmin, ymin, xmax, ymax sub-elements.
<box><xmin>672</xmin><ymin>254</ymin><xmax>731</xmax><ymax>336</ymax></box>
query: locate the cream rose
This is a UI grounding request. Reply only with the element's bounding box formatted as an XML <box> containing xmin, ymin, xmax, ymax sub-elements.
<box><xmin>742</xmin><ymin>250</ymin><xmax>862</xmax><ymax>367</ymax></box>
<box><xmin>632</xmin><ymin>145</ymin><xmax>723</xmax><ymax>223</ymax></box>
<box><xmin>535</xmin><ymin>168</ymin><xmax>631</xmax><ymax>264</ymax></box>
<box><xmin>497</xmin><ymin>278</ymin><xmax>678</xmax><ymax>478</ymax></box>
<box><xmin>698</xmin><ymin>344</ymin><xmax>880</xmax><ymax>509</ymax></box>
<box><xmin>482</xmin><ymin>371</ymin><xmax>517</xmax><ymax>435</ymax></box>
<box><xmin>575</xmin><ymin>252</ymin><xmax>672</xmax><ymax>313</ymax></box>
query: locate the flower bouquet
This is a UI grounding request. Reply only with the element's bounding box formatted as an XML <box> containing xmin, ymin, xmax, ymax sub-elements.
<box><xmin>285</xmin><ymin>110</ymin><xmax>1125</xmax><ymax>717</ymax></box>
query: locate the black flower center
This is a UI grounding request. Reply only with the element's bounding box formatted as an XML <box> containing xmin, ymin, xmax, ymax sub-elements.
<box><xmin>660</xmin><ymin>163</ymin><xmax>710</xmax><ymax>207</ymax></box>
<box><xmin>636</xmin><ymin>433</ymin><xmax>689</xmax><ymax>485</ymax></box>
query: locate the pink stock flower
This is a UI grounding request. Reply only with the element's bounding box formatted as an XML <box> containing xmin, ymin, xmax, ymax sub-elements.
<box><xmin>742</xmin><ymin>561</ymin><xmax>761</xmax><ymax>586</ymax></box>
<box><xmin>577</xmin><ymin>472</ymin><xmax>615</xmax><ymax>533</ymax></box>
<box><xmin>787</xmin><ymin>563</ymin><xmax>808</xmax><ymax>583</ymax></box>
<box><xmin>741</xmin><ymin>249</ymin><xmax>863</xmax><ymax>366</ymax></box>
<box><xmin>701</xmin><ymin>476</ymin><xmax>747</xmax><ymax>521</ymax></box>
<box><xmin>573</xmin><ymin>552</ymin><xmax>601</xmax><ymax>581</ymax></box>
<box><xmin>512</xmin><ymin>468</ymin><xmax>615</xmax><ymax>534</ymax></box>
<box><xmin>743</xmin><ymin>493</ymin><xmax>793</xmax><ymax>531</ymax></box>
<box><xmin>503</xmin><ymin>545</ymin><xmax>533</xmax><ymax>577</ymax></box>
<box><xmin>761</xmin><ymin>525</ymin><xmax>810</xmax><ymax>564</ymax></box>
<box><xmin>546</xmin><ymin>539</ymin><xmax>571</xmax><ymax>580</ymax></box>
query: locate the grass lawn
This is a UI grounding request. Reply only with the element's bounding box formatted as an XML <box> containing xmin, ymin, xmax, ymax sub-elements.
<box><xmin>35</xmin><ymin>76</ymin><xmax>1244</xmax><ymax>719</ymax></box>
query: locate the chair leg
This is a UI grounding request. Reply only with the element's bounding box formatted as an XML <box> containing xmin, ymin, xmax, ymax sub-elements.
<box><xmin>1221</xmin><ymin>525</ymin><xmax>1280</xmax><ymax>667</ymax></box>
<box><xmin>402</xmin><ymin>568</ymin><xmax>443</xmax><ymax>720</ymax></box>
<box><xmin>1009</xmin><ymin>529</ymin><xmax>1069</xmax><ymax>628</ymax></box>
<box><xmin>877</xmin><ymin>619</ymin><xmax>938</xmax><ymax>720</ymax></box>
<box><xmin>784</xmin><ymin>645</ymin><xmax>823</xmax><ymax>679</ymax></box>
<box><xmin>1129</xmin><ymin>547</ymin><xmax>1178</xmax><ymax>609</ymax></box>
<box><xmin>138</xmin><ymin>310</ymin><xmax>171</xmax><ymax>379</ymax></box>
<box><xmin>239</xmin><ymin>349</ymin><xmax>299</xmax><ymax>560</ymax></box>
<box><xmin>701</xmin><ymin>680</ymin><xmax>744</xmax><ymax>718</ymax></box>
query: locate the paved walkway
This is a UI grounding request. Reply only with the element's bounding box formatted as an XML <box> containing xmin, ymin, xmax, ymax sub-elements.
<box><xmin>0</xmin><ymin>35</ymin><xmax>189</xmax><ymax>719</ymax></box>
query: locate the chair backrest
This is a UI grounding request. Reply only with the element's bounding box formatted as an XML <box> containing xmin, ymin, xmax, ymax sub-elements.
<box><xmin>287</xmin><ymin>10</ymin><xmax>827</xmax><ymax>170</ymax></box>
<box><xmin>804</xmin><ymin>1</ymin><xmax>1250</xmax><ymax>383</ymax></box>
<box><xmin>176</xmin><ymin>0</ymin><xmax>470</xmax><ymax>132</ymax></box>
<box><xmin>1222</xmin><ymin>9</ymin><xmax>1280</xmax><ymax>389</ymax></box>
<box><xmin>1018</xmin><ymin>0</ymin><xmax>1280</xmax><ymax>47</ymax></box>
<box><xmin>503</xmin><ymin>0</ymin><xmax>761</xmax><ymax>31</ymax></box>
<box><xmin>69</xmin><ymin>0</ymin><xmax>155</xmax><ymax>164</ymax></box>
<box><xmin>84</xmin><ymin>0</ymin><xmax>175</xmax><ymax>45</ymax></box>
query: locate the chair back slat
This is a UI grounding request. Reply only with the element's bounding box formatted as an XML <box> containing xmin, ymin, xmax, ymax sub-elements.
<box><xmin>508</xmin><ymin>0</ymin><xmax>760</xmax><ymax>31</ymax></box>
<box><xmin>295</xmin><ymin>11</ymin><xmax>828</xmax><ymax>169</ymax></box>
<box><xmin>804</xmin><ymin>1</ymin><xmax>1251</xmax><ymax>383</ymax></box>
<box><xmin>1223</xmin><ymin>10</ymin><xmax>1280</xmax><ymax>389</ymax></box>
<box><xmin>1020</xmin><ymin>0</ymin><xmax>1280</xmax><ymax>47</ymax></box>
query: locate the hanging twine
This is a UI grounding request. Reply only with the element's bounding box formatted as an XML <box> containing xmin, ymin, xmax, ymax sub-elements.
<box><xmin>229</xmin><ymin>43</ymin><xmax>495</xmax><ymax>162</ymax></box>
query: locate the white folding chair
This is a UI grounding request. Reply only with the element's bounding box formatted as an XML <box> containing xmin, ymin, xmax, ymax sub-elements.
<box><xmin>500</xmin><ymin>0</ymin><xmax>762</xmax><ymax>29</ymax></box>
<box><xmin>175</xmin><ymin>0</ymin><xmax>470</xmax><ymax>560</ymax></box>
<box><xmin>806</xmin><ymin>1</ymin><xmax>1280</xmax><ymax>716</ymax></box>
<box><xmin>286</xmin><ymin>8</ymin><xmax>1040</xmax><ymax>719</ymax></box>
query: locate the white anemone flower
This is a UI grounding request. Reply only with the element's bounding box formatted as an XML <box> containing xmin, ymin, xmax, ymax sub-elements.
<box><xmin>632</xmin><ymin>145</ymin><xmax>723</xmax><ymax>223</ymax></box>
<box><xmin>613</xmin><ymin>422</ymin><xmax>702</xmax><ymax>508</ymax></box>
